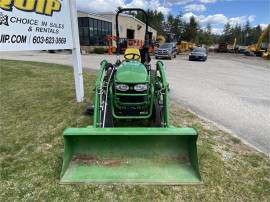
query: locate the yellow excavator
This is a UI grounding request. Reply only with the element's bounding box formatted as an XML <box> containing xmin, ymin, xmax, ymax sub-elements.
<box><xmin>188</xmin><ymin>42</ymin><xmax>196</xmax><ymax>50</ymax></box>
<box><xmin>177</xmin><ymin>41</ymin><xmax>196</xmax><ymax>53</ymax></box>
<box><xmin>177</xmin><ymin>41</ymin><xmax>189</xmax><ymax>53</ymax></box>
<box><xmin>262</xmin><ymin>43</ymin><xmax>270</xmax><ymax>60</ymax></box>
<box><xmin>228</xmin><ymin>38</ymin><xmax>237</xmax><ymax>53</ymax></box>
<box><xmin>246</xmin><ymin>24</ymin><xmax>270</xmax><ymax>57</ymax></box>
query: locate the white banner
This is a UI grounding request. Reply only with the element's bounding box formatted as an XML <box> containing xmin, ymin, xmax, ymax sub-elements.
<box><xmin>0</xmin><ymin>0</ymin><xmax>73</xmax><ymax>51</ymax></box>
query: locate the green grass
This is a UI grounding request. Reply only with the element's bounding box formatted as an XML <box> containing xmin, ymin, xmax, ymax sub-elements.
<box><xmin>0</xmin><ymin>60</ymin><xmax>269</xmax><ymax>201</ymax></box>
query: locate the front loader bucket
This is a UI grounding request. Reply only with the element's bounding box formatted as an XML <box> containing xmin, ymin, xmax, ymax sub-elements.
<box><xmin>60</xmin><ymin>127</ymin><xmax>201</xmax><ymax>184</ymax></box>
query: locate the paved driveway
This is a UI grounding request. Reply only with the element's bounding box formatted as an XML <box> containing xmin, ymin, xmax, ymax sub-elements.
<box><xmin>166</xmin><ymin>54</ymin><xmax>270</xmax><ymax>155</ymax></box>
<box><xmin>1</xmin><ymin>51</ymin><xmax>270</xmax><ymax>154</ymax></box>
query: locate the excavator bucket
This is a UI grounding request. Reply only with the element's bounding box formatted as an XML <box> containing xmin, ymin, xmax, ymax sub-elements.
<box><xmin>60</xmin><ymin>127</ymin><xmax>201</xmax><ymax>184</ymax></box>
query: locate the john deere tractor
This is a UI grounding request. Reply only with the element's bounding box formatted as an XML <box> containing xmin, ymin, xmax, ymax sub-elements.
<box><xmin>60</xmin><ymin>8</ymin><xmax>201</xmax><ymax>184</ymax></box>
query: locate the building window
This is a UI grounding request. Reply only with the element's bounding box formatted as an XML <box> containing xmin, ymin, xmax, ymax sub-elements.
<box><xmin>78</xmin><ymin>17</ymin><xmax>112</xmax><ymax>46</ymax></box>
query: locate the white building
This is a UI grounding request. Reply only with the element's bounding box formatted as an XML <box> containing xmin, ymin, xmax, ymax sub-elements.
<box><xmin>77</xmin><ymin>11</ymin><xmax>157</xmax><ymax>49</ymax></box>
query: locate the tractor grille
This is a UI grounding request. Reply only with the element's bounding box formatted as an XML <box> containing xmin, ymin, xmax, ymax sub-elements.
<box><xmin>118</xmin><ymin>96</ymin><xmax>146</xmax><ymax>103</ymax></box>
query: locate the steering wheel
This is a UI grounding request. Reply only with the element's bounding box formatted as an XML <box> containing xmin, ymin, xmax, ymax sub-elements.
<box><xmin>124</xmin><ymin>53</ymin><xmax>141</xmax><ymax>60</ymax></box>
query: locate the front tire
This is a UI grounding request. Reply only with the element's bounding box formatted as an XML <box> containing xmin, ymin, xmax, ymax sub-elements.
<box><xmin>153</xmin><ymin>99</ymin><xmax>164</xmax><ymax>128</ymax></box>
<box><xmin>103</xmin><ymin>98</ymin><xmax>114</xmax><ymax>127</ymax></box>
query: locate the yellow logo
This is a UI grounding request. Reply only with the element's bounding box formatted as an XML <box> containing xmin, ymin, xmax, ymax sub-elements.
<box><xmin>0</xmin><ymin>0</ymin><xmax>62</xmax><ymax>16</ymax></box>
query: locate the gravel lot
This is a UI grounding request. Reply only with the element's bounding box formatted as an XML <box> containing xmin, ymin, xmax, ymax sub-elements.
<box><xmin>1</xmin><ymin>51</ymin><xmax>270</xmax><ymax>154</ymax></box>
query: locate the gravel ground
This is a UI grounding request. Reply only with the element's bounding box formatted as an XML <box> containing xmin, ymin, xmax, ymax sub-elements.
<box><xmin>1</xmin><ymin>51</ymin><xmax>270</xmax><ymax>154</ymax></box>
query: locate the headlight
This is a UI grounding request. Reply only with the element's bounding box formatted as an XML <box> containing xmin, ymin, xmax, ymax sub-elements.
<box><xmin>134</xmin><ymin>84</ymin><xmax>147</xmax><ymax>91</ymax></box>
<box><xmin>115</xmin><ymin>84</ymin><xmax>129</xmax><ymax>91</ymax></box>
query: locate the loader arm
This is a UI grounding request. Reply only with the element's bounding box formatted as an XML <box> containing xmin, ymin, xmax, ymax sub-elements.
<box><xmin>255</xmin><ymin>24</ymin><xmax>270</xmax><ymax>51</ymax></box>
<box><xmin>233</xmin><ymin>37</ymin><xmax>237</xmax><ymax>50</ymax></box>
<box><xmin>156</xmin><ymin>61</ymin><xmax>170</xmax><ymax>126</ymax></box>
<box><xmin>60</xmin><ymin>8</ymin><xmax>201</xmax><ymax>185</ymax></box>
<box><xmin>93</xmin><ymin>60</ymin><xmax>108</xmax><ymax>128</ymax></box>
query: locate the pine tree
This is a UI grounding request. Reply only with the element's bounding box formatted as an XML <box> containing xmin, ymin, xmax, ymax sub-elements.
<box><xmin>244</xmin><ymin>20</ymin><xmax>252</xmax><ymax>45</ymax></box>
<box><xmin>206</xmin><ymin>23</ymin><xmax>212</xmax><ymax>35</ymax></box>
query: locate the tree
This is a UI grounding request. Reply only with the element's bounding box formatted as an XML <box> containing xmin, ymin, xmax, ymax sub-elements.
<box><xmin>182</xmin><ymin>16</ymin><xmax>199</xmax><ymax>43</ymax></box>
<box><xmin>221</xmin><ymin>22</ymin><xmax>232</xmax><ymax>43</ymax></box>
<box><xmin>135</xmin><ymin>9</ymin><xmax>165</xmax><ymax>35</ymax></box>
<box><xmin>206</xmin><ymin>23</ymin><xmax>212</xmax><ymax>35</ymax></box>
<box><xmin>171</xmin><ymin>14</ymin><xmax>184</xmax><ymax>42</ymax></box>
<box><xmin>248</xmin><ymin>24</ymin><xmax>263</xmax><ymax>45</ymax></box>
<box><xmin>119</xmin><ymin>8</ymin><xmax>265</xmax><ymax>47</ymax></box>
<box><xmin>254</xmin><ymin>25</ymin><xmax>262</xmax><ymax>40</ymax></box>
<box><xmin>233</xmin><ymin>23</ymin><xmax>242</xmax><ymax>45</ymax></box>
<box><xmin>162</xmin><ymin>13</ymin><xmax>184</xmax><ymax>42</ymax></box>
<box><xmin>244</xmin><ymin>20</ymin><xmax>252</xmax><ymax>45</ymax></box>
<box><xmin>217</xmin><ymin>21</ymin><xmax>266</xmax><ymax>46</ymax></box>
<box><xmin>204</xmin><ymin>23</ymin><xmax>214</xmax><ymax>45</ymax></box>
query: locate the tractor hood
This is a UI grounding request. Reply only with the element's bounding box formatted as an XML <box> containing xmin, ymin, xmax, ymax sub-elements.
<box><xmin>115</xmin><ymin>61</ymin><xmax>148</xmax><ymax>83</ymax></box>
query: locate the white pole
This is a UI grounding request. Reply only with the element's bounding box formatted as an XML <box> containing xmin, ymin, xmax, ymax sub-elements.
<box><xmin>69</xmin><ymin>0</ymin><xmax>84</xmax><ymax>102</ymax></box>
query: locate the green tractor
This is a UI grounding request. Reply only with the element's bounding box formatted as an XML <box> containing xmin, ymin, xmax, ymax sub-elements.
<box><xmin>60</xmin><ymin>8</ymin><xmax>201</xmax><ymax>184</ymax></box>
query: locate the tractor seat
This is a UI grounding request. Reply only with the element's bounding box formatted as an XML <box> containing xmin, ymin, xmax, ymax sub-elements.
<box><xmin>124</xmin><ymin>48</ymin><xmax>141</xmax><ymax>60</ymax></box>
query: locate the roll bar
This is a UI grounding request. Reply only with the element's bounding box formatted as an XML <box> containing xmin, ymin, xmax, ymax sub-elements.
<box><xmin>116</xmin><ymin>8</ymin><xmax>149</xmax><ymax>56</ymax></box>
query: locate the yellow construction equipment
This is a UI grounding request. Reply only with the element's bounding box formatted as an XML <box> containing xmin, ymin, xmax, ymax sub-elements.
<box><xmin>177</xmin><ymin>41</ymin><xmax>196</xmax><ymax>53</ymax></box>
<box><xmin>177</xmin><ymin>41</ymin><xmax>189</xmax><ymax>53</ymax></box>
<box><xmin>238</xmin><ymin>46</ymin><xmax>248</xmax><ymax>54</ymax></box>
<box><xmin>247</xmin><ymin>44</ymin><xmax>256</xmax><ymax>52</ymax></box>
<box><xmin>156</xmin><ymin>35</ymin><xmax>165</xmax><ymax>44</ymax></box>
<box><xmin>233</xmin><ymin>37</ymin><xmax>237</xmax><ymax>50</ymax></box>
<box><xmin>262</xmin><ymin>43</ymin><xmax>270</xmax><ymax>60</ymax></box>
<box><xmin>246</xmin><ymin>24</ymin><xmax>270</xmax><ymax>56</ymax></box>
<box><xmin>188</xmin><ymin>42</ymin><xmax>196</xmax><ymax>50</ymax></box>
<box><xmin>217</xmin><ymin>42</ymin><xmax>228</xmax><ymax>52</ymax></box>
<box><xmin>228</xmin><ymin>38</ymin><xmax>237</xmax><ymax>53</ymax></box>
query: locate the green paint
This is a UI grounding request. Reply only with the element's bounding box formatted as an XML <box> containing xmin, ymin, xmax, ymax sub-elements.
<box><xmin>60</xmin><ymin>128</ymin><xmax>201</xmax><ymax>184</ymax></box>
<box><xmin>110</xmin><ymin>85</ymin><xmax>155</xmax><ymax>119</ymax></box>
<box><xmin>61</xmin><ymin>24</ymin><xmax>201</xmax><ymax>183</ymax></box>
<box><xmin>93</xmin><ymin>60</ymin><xmax>108</xmax><ymax>127</ymax></box>
<box><xmin>156</xmin><ymin>61</ymin><xmax>170</xmax><ymax>125</ymax></box>
<box><xmin>115</xmin><ymin>61</ymin><xmax>148</xmax><ymax>83</ymax></box>
<box><xmin>63</xmin><ymin>127</ymin><xmax>198</xmax><ymax>136</ymax></box>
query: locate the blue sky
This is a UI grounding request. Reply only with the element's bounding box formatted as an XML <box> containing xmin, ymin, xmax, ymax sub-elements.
<box><xmin>77</xmin><ymin>0</ymin><xmax>270</xmax><ymax>34</ymax></box>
